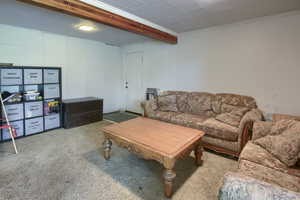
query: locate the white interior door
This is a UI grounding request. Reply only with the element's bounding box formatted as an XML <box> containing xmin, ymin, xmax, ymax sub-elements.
<box><xmin>125</xmin><ymin>52</ymin><xmax>144</xmax><ymax>114</ymax></box>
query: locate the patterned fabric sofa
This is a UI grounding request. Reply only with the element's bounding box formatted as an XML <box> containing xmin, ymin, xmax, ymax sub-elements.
<box><xmin>219</xmin><ymin>119</ymin><xmax>300</xmax><ymax>200</ymax></box>
<box><xmin>142</xmin><ymin>91</ymin><xmax>263</xmax><ymax>157</ymax></box>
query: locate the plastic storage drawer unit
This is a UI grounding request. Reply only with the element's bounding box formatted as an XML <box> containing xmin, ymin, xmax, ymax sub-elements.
<box><xmin>25</xmin><ymin>101</ymin><xmax>43</xmax><ymax>118</ymax></box>
<box><xmin>2</xmin><ymin>120</ymin><xmax>24</xmax><ymax>140</ymax></box>
<box><xmin>45</xmin><ymin>114</ymin><xmax>60</xmax><ymax>130</ymax></box>
<box><xmin>44</xmin><ymin>84</ymin><xmax>60</xmax><ymax>99</ymax></box>
<box><xmin>25</xmin><ymin>117</ymin><xmax>44</xmax><ymax>135</ymax></box>
<box><xmin>44</xmin><ymin>69</ymin><xmax>59</xmax><ymax>83</ymax></box>
<box><xmin>24</xmin><ymin>69</ymin><xmax>42</xmax><ymax>84</ymax></box>
<box><xmin>3</xmin><ymin>103</ymin><xmax>24</xmax><ymax>121</ymax></box>
<box><xmin>1</xmin><ymin>68</ymin><xmax>23</xmax><ymax>85</ymax></box>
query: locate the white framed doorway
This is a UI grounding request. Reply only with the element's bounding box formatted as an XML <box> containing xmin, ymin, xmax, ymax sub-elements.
<box><xmin>124</xmin><ymin>51</ymin><xmax>144</xmax><ymax>114</ymax></box>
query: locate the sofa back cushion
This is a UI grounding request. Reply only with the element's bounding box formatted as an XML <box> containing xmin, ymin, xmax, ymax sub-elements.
<box><xmin>254</xmin><ymin>120</ymin><xmax>300</xmax><ymax>167</ymax></box>
<box><xmin>187</xmin><ymin>92</ymin><xmax>216</xmax><ymax>117</ymax></box>
<box><xmin>157</xmin><ymin>94</ymin><xmax>178</xmax><ymax>112</ymax></box>
<box><xmin>215</xmin><ymin>107</ymin><xmax>250</xmax><ymax>127</ymax></box>
<box><xmin>212</xmin><ymin>93</ymin><xmax>257</xmax><ymax>118</ymax></box>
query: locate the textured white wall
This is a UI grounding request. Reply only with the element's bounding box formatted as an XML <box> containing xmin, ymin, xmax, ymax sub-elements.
<box><xmin>0</xmin><ymin>24</ymin><xmax>123</xmax><ymax>113</ymax></box>
<box><xmin>122</xmin><ymin>12</ymin><xmax>300</xmax><ymax>116</ymax></box>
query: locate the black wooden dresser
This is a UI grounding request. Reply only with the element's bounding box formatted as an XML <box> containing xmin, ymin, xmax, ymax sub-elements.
<box><xmin>62</xmin><ymin>97</ymin><xmax>103</xmax><ymax>129</ymax></box>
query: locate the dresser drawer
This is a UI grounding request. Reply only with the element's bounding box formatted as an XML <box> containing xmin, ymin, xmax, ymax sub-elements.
<box><xmin>3</xmin><ymin>104</ymin><xmax>24</xmax><ymax>121</ymax></box>
<box><xmin>44</xmin><ymin>84</ymin><xmax>60</xmax><ymax>99</ymax></box>
<box><xmin>44</xmin><ymin>69</ymin><xmax>59</xmax><ymax>83</ymax></box>
<box><xmin>25</xmin><ymin>101</ymin><xmax>43</xmax><ymax>118</ymax></box>
<box><xmin>25</xmin><ymin>117</ymin><xmax>44</xmax><ymax>135</ymax></box>
<box><xmin>1</xmin><ymin>68</ymin><xmax>23</xmax><ymax>85</ymax></box>
<box><xmin>2</xmin><ymin>120</ymin><xmax>24</xmax><ymax>140</ymax></box>
<box><xmin>24</xmin><ymin>69</ymin><xmax>42</xmax><ymax>84</ymax></box>
<box><xmin>45</xmin><ymin>114</ymin><xmax>60</xmax><ymax>130</ymax></box>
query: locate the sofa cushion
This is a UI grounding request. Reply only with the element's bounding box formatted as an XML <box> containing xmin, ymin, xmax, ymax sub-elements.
<box><xmin>254</xmin><ymin>129</ymin><xmax>300</xmax><ymax>167</ymax></box>
<box><xmin>151</xmin><ymin>111</ymin><xmax>178</xmax><ymax>123</ymax></box>
<box><xmin>240</xmin><ymin>142</ymin><xmax>288</xmax><ymax>171</ymax></box>
<box><xmin>252</xmin><ymin>121</ymin><xmax>273</xmax><ymax>140</ymax></box>
<box><xmin>170</xmin><ymin>113</ymin><xmax>208</xmax><ymax>129</ymax></box>
<box><xmin>157</xmin><ymin>95</ymin><xmax>178</xmax><ymax>112</ymax></box>
<box><xmin>211</xmin><ymin>96</ymin><xmax>222</xmax><ymax>114</ymax></box>
<box><xmin>216</xmin><ymin>107</ymin><xmax>250</xmax><ymax>127</ymax></box>
<box><xmin>270</xmin><ymin>119</ymin><xmax>298</xmax><ymax>136</ymax></box>
<box><xmin>176</xmin><ymin>92</ymin><xmax>191</xmax><ymax>113</ymax></box>
<box><xmin>217</xmin><ymin>93</ymin><xmax>257</xmax><ymax>109</ymax></box>
<box><xmin>187</xmin><ymin>92</ymin><xmax>215</xmax><ymax>117</ymax></box>
<box><xmin>202</xmin><ymin>118</ymin><xmax>239</xmax><ymax>141</ymax></box>
<box><xmin>216</xmin><ymin>113</ymin><xmax>241</xmax><ymax>127</ymax></box>
<box><xmin>239</xmin><ymin>159</ymin><xmax>300</xmax><ymax>193</ymax></box>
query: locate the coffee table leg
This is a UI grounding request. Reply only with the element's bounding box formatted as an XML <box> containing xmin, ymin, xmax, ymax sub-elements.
<box><xmin>103</xmin><ymin>139</ymin><xmax>112</xmax><ymax>160</ymax></box>
<box><xmin>163</xmin><ymin>169</ymin><xmax>176</xmax><ymax>198</ymax></box>
<box><xmin>194</xmin><ymin>143</ymin><xmax>203</xmax><ymax>166</ymax></box>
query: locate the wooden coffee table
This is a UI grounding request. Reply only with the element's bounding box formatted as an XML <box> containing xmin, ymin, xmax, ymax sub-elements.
<box><xmin>102</xmin><ymin>117</ymin><xmax>205</xmax><ymax>198</ymax></box>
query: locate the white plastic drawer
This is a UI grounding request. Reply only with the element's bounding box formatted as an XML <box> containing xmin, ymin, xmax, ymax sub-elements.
<box><xmin>3</xmin><ymin>104</ymin><xmax>24</xmax><ymax>121</ymax></box>
<box><xmin>1</xmin><ymin>68</ymin><xmax>23</xmax><ymax>85</ymax></box>
<box><xmin>2</xmin><ymin>120</ymin><xmax>24</xmax><ymax>140</ymax></box>
<box><xmin>45</xmin><ymin>114</ymin><xmax>60</xmax><ymax>130</ymax></box>
<box><xmin>44</xmin><ymin>84</ymin><xmax>60</xmax><ymax>99</ymax></box>
<box><xmin>25</xmin><ymin>117</ymin><xmax>44</xmax><ymax>135</ymax></box>
<box><xmin>24</xmin><ymin>69</ymin><xmax>42</xmax><ymax>84</ymax></box>
<box><xmin>25</xmin><ymin>101</ymin><xmax>43</xmax><ymax>118</ymax></box>
<box><xmin>44</xmin><ymin>69</ymin><xmax>59</xmax><ymax>83</ymax></box>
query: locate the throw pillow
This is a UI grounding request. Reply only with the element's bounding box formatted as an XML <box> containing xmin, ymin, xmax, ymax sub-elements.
<box><xmin>254</xmin><ymin>129</ymin><xmax>300</xmax><ymax>167</ymax></box>
<box><xmin>270</xmin><ymin>119</ymin><xmax>298</xmax><ymax>136</ymax></box>
<box><xmin>157</xmin><ymin>95</ymin><xmax>178</xmax><ymax>112</ymax></box>
<box><xmin>216</xmin><ymin>113</ymin><xmax>241</xmax><ymax>127</ymax></box>
<box><xmin>216</xmin><ymin>107</ymin><xmax>250</xmax><ymax>127</ymax></box>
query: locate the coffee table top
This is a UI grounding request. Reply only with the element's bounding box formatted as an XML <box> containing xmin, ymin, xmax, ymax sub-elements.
<box><xmin>102</xmin><ymin>117</ymin><xmax>205</xmax><ymax>157</ymax></box>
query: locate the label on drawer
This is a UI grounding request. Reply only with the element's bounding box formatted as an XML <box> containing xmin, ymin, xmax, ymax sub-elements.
<box><xmin>25</xmin><ymin>101</ymin><xmax>43</xmax><ymax>118</ymax></box>
<box><xmin>45</xmin><ymin>114</ymin><xmax>60</xmax><ymax>130</ymax></box>
<box><xmin>44</xmin><ymin>84</ymin><xmax>60</xmax><ymax>99</ymax></box>
<box><xmin>1</xmin><ymin>68</ymin><xmax>23</xmax><ymax>85</ymax></box>
<box><xmin>25</xmin><ymin>117</ymin><xmax>44</xmax><ymax>135</ymax></box>
<box><xmin>24</xmin><ymin>69</ymin><xmax>42</xmax><ymax>84</ymax></box>
<box><xmin>3</xmin><ymin>104</ymin><xmax>24</xmax><ymax>121</ymax></box>
<box><xmin>44</xmin><ymin>69</ymin><xmax>59</xmax><ymax>83</ymax></box>
<box><xmin>2</xmin><ymin>120</ymin><xmax>24</xmax><ymax>140</ymax></box>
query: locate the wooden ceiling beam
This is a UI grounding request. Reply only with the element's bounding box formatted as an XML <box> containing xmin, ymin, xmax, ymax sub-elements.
<box><xmin>17</xmin><ymin>0</ymin><xmax>178</xmax><ymax>44</ymax></box>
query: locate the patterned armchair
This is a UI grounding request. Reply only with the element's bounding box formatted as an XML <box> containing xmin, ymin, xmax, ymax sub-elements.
<box><xmin>142</xmin><ymin>91</ymin><xmax>263</xmax><ymax>157</ymax></box>
<box><xmin>219</xmin><ymin>119</ymin><xmax>300</xmax><ymax>200</ymax></box>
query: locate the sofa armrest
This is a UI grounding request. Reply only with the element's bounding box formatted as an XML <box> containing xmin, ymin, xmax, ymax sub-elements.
<box><xmin>238</xmin><ymin>109</ymin><xmax>264</xmax><ymax>151</ymax></box>
<box><xmin>141</xmin><ymin>99</ymin><xmax>158</xmax><ymax>117</ymax></box>
<box><xmin>219</xmin><ymin>172</ymin><xmax>300</xmax><ymax>200</ymax></box>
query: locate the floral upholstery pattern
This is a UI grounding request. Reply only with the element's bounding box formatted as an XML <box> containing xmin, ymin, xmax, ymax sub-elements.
<box><xmin>157</xmin><ymin>94</ymin><xmax>178</xmax><ymax>112</ymax></box>
<box><xmin>187</xmin><ymin>92</ymin><xmax>216</xmax><ymax>117</ymax></box>
<box><xmin>217</xmin><ymin>93</ymin><xmax>257</xmax><ymax>109</ymax></box>
<box><xmin>239</xmin><ymin>160</ymin><xmax>300</xmax><ymax>193</ymax></box>
<box><xmin>251</xmin><ymin>120</ymin><xmax>300</xmax><ymax>167</ymax></box>
<box><xmin>252</xmin><ymin>121</ymin><xmax>273</xmax><ymax>140</ymax></box>
<box><xmin>169</xmin><ymin>113</ymin><xmax>208</xmax><ymax>129</ymax></box>
<box><xmin>219</xmin><ymin>172</ymin><xmax>300</xmax><ymax>200</ymax></box>
<box><xmin>254</xmin><ymin>132</ymin><xmax>300</xmax><ymax>167</ymax></box>
<box><xmin>239</xmin><ymin>142</ymin><xmax>288</xmax><ymax>171</ymax></box>
<box><xmin>220</xmin><ymin>120</ymin><xmax>300</xmax><ymax>199</ymax></box>
<box><xmin>202</xmin><ymin>118</ymin><xmax>239</xmax><ymax>141</ymax></box>
<box><xmin>141</xmin><ymin>91</ymin><xmax>262</xmax><ymax>155</ymax></box>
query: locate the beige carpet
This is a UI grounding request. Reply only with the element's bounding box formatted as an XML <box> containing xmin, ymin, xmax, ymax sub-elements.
<box><xmin>0</xmin><ymin>121</ymin><xmax>237</xmax><ymax>200</ymax></box>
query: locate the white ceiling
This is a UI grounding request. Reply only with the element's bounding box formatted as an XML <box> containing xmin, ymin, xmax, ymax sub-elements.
<box><xmin>98</xmin><ymin>0</ymin><xmax>300</xmax><ymax>32</ymax></box>
<box><xmin>1</xmin><ymin>0</ymin><xmax>300</xmax><ymax>46</ymax></box>
<box><xmin>0</xmin><ymin>0</ymin><xmax>148</xmax><ymax>46</ymax></box>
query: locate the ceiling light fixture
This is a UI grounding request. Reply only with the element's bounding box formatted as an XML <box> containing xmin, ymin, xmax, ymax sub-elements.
<box><xmin>78</xmin><ymin>25</ymin><xmax>95</xmax><ymax>32</ymax></box>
